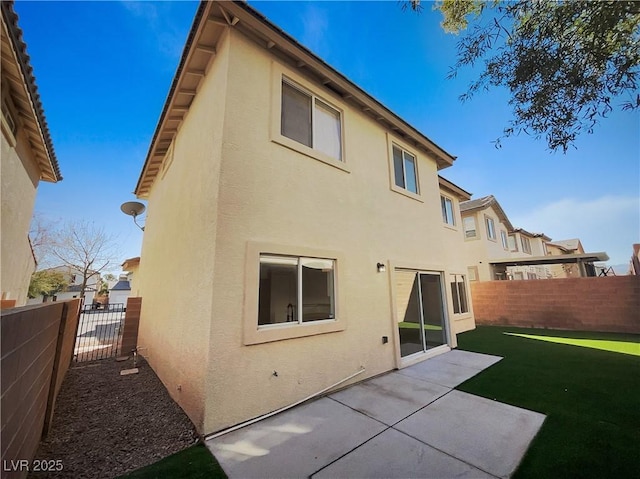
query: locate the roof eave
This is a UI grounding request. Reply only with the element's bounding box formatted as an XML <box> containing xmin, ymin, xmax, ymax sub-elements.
<box><xmin>135</xmin><ymin>0</ymin><xmax>457</xmax><ymax>196</ymax></box>
<box><xmin>1</xmin><ymin>1</ymin><xmax>61</xmax><ymax>182</ymax></box>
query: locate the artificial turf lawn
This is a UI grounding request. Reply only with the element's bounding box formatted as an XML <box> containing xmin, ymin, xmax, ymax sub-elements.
<box><xmin>119</xmin><ymin>444</ymin><xmax>227</xmax><ymax>479</ymax></box>
<box><xmin>456</xmin><ymin>326</ymin><xmax>640</xmax><ymax>479</ymax></box>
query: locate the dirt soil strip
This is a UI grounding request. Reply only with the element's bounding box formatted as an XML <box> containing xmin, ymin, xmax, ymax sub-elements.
<box><xmin>29</xmin><ymin>357</ymin><xmax>199</xmax><ymax>479</ymax></box>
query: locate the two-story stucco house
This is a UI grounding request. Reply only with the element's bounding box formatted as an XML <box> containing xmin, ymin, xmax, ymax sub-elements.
<box><xmin>506</xmin><ymin>228</ymin><xmax>552</xmax><ymax>280</ymax></box>
<box><xmin>133</xmin><ymin>1</ymin><xmax>476</xmax><ymax>435</ymax></box>
<box><xmin>1</xmin><ymin>2</ymin><xmax>61</xmax><ymax>307</ymax></box>
<box><xmin>459</xmin><ymin>195</ymin><xmax>516</xmax><ymax>281</ymax></box>
<box><xmin>458</xmin><ymin>194</ymin><xmax>607</xmax><ymax>281</ymax></box>
<box><xmin>26</xmin><ymin>265</ymin><xmax>101</xmax><ymax>305</ymax></box>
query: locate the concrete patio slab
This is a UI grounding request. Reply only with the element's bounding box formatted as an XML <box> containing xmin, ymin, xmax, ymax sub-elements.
<box><xmin>436</xmin><ymin>349</ymin><xmax>502</xmax><ymax>370</ymax></box>
<box><xmin>313</xmin><ymin>428</ymin><xmax>495</xmax><ymax>479</ymax></box>
<box><xmin>397</xmin><ymin>356</ymin><xmax>485</xmax><ymax>388</ymax></box>
<box><xmin>329</xmin><ymin>371</ymin><xmax>450</xmax><ymax>425</ymax></box>
<box><xmin>205</xmin><ymin>350</ymin><xmax>546</xmax><ymax>479</ymax></box>
<box><xmin>207</xmin><ymin>397</ymin><xmax>386</xmax><ymax>478</ymax></box>
<box><xmin>394</xmin><ymin>390</ymin><xmax>546</xmax><ymax>478</ymax></box>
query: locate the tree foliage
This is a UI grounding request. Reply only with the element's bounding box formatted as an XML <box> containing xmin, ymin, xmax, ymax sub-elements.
<box><xmin>28</xmin><ymin>270</ymin><xmax>68</xmax><ymax>298</ymax></box>
<box><xmin>415</xmin><ymin>1</ymin><xmax>640</xmax><ymax>152</ymax></box>
<box><xmin>47</xmin><ymin>220</ymin><xmax>120</xmax><ymax>303</ymax></box>
<box><xmin>99</xmin><ymin>273</ymin><xmax>117</xmax><ymax>296</ymax></box>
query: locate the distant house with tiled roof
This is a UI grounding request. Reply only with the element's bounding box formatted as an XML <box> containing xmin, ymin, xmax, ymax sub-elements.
<box><xmin>1</xmin><ymin>1</ymin><xmax>62</xmax><ymax>307</ymax></box>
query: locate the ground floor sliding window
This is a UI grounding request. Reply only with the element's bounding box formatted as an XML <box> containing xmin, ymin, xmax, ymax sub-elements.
<box><xmin>258</xmin><ymin>255</ymin><xmax>336</xmax><ymax>327</ymax></box>
<box><xmin>450</xmin><ymin>274</ymin><xmax>469</xmax><ymax>314</ymax></box>
<box><xmin>395</xmin><ymin>270</ymin><xmax>447</xmax><ymax>358</ymax></box>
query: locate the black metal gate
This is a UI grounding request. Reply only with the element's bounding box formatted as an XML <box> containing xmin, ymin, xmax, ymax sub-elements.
<box><xmin>74</xmin><ymin>303</ymin><xmax>126</xmax><ymax>362</ymax></box>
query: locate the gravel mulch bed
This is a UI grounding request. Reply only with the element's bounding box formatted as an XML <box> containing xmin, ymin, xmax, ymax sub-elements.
<box><xmin>29</xmin><ymin>356</ymin><xmax>199</xmax><ymax>479</ymax></box>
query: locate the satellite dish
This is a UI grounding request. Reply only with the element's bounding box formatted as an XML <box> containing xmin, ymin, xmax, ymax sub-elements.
<box><xmin>120</xmin><ymin>201</ymin><xmax>146</xmax><ymax>217</ymax></box>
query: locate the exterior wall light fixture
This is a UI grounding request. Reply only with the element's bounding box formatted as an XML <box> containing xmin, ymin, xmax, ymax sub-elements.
<box><xmin>377</xmin><ymin>262</ymin><xmax>386</xmax><ymax>273</ymax></box>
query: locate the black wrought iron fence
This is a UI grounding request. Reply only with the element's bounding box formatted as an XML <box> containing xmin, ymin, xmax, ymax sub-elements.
<box><xmin>73</xmin><ymin>303</ymin><xmax>126</xmax><ymax>362</ymax></box>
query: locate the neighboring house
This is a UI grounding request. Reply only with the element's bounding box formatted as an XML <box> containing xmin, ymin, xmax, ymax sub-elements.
<box><xmin>506</xmin><ymin>229</ymin><xmax>552</xmax><ymax>280</ymax></box>
<box><xmin>459</xmin><ymin>195</ymin><xmax>516</xmax><ymax>281</ymax></box>
<box><xmin>546</xmin><ymin>238</ymin><xmax>585</xmax><ymax>278</ymax></box>
<box><xmin>457</xmin><ymin>195</ymin><xmax>603</xmax><ymax>281</ymax></box>
<box><xmin>1</xmin><ymin>2</ymin><xmax>62</xmax><ymax>307</ymax></box>
<box><xmin>133</xmin><ymin>1</ymin><xmax>476</xmax><ymax>434</ymax></box>
<box><xmin>121</xmin><ymin>257</ymin><xmax>140</xmax><ymax>296</ymax></box>
<box><xmin>109</xmin><ymin>275</ymin><xmax>131</xmax><ymax>306</ymax></box>
<box><xmin>27</xmin><ymin>265</ymin><xmax>100</xmax><ymax>304</ymax></box>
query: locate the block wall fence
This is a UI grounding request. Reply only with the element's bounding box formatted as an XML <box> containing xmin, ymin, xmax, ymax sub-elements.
<box><xmin>471</xmin><ymin>276</ymin><xmax>639</xmax><ymax>334</ymax></box>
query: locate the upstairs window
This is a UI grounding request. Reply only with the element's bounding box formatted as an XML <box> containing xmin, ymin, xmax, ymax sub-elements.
<box><xmin>463</xmin><ymin>216</ymin><xmax>477</xmax><ymax>239</ymax></box>
<box><xmin>508</xmin><ymin>235</ymin><xmax>519</xmax><ymax>252</ymax></box>
<box><xmin>281</xmin><ymin>79</ymin><xmax>342</xmax><ymax>161</ymax></box>
<box><xmin>522</xmin><ymin>236</ymin><xmax>532</xmax><ymax>254</ymax></box>
<box><xmin>450</xmin><ymin>274</ymin><xmax>469</xmax><ymax>314</ymax></box>
<box><xmin>500</xmin><ymin>230</ymin><xmax>509</xmax><ymax>250</ymax></box>
<box><xmin>441</xmin><ymin>196</ymin><xmax>455</xmax><ymax>226</ymax></box>
<box><xmin>392</xmin><ymin>145</ymin><xmax>418</xmax><ymax>194</ymax></box>
<box><xmin>485</xmin><ymin>216</ymin><xmax>496</xmax><ymax>240</ymax></box>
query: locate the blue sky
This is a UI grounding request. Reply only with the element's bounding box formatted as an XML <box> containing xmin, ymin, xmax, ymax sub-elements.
<box><xmin>16</xmin><ymin>1</ymin><xmax>639</xmax><ymax>269</ymax></box>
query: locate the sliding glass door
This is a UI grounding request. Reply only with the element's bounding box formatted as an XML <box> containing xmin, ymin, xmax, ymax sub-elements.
<box><xmin>396</xmin><ymin>270</ymin><xmax>447</xmax><ymax>358</ymax></box>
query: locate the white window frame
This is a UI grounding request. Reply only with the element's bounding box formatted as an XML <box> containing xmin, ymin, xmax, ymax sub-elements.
<box><xmin>450</xmin><ymin>274</ymin><xmax>469</xmax><ymax>315</ymax></box>
<box><xmin>485</xmin><ymin>215</ymin><xmax>496</xmax><ymax>241</ymax></box>
<box><xmin>392</xmin><ymin>144</ymin><xmax>419</xmax><ymax>194</ymax></box>
<box><xmin>258</xmin><ymin>254</ymin><xmax>336</xmax><ymax>328</ymax></box>
<box><xmin>244</xmin><ymin>241</ymin><xmax>345</xmax><ymax>345</ymax></box>
<box><xmin>271</xmin><ymin>65</ymin><xmax>349</xmax><ymax>173</ymax></box>
<box><xmin>441</xmin><ymin>195</ymin><xmax>456</xmax><ymax>226</ymax></box>
<box><xmin>467</xmin><ymin>266</ymin><xmax>479</xmax><ymax>282</ymax></box>
<box><xmin>281</xmin><ymin>78</ymin><xmax>343</xmax><ymax>161</ymax></box>
<box><xmin>500</xmin><ymin>230</ymin><xmax>509</xmax><ymax>250</ymax></box>
<box><xmin>508</xmin><ymin>234</ymin><xmax>519</xmax><ymax>252</ymax></box>
<box><xmin>522</xmin><ymin>236</ymin><xmax>532</xmax><ymax>254</ymax></box>
<box><xmin>463</xmin><ymin>216</ymin><xmax>477</xmax><ymax>239</ymax></box>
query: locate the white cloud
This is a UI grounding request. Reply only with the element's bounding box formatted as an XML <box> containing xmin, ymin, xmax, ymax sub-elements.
<box><xmin>300</xmin><ymin>4</ymin><xmax>329</xmax><ymax>57</ymax></box>
<box><xmin>120</xmin><ymin>1</ymin><xmax>184</xmax><ymax>59</ymax></box>
<box><xmin>511</xmin><ymin>196</ymin><xmax>639</xmax><ymax>265</ymax></box>
<box><xmin>120</xmin><ymin>1</ymin><xmax>159</xmax><ymax>24</ymax></box>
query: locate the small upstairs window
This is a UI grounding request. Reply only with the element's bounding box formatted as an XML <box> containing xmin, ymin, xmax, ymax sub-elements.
<box><xmin>500</xmin><ymin>230</ymin><xmax>509</xmax><ymax>250</ymax></box>
<box><xmin>485</xmin><ymin>216</ymin><xmax>496</xmax><ymax>240</ymax></box>
<box><xmin>441</xmin><ymin>196</ymin><xmax>455</xmax><ymax>226</ymax></box>
<box><xmin>392</xmin><ymin>145</ymin><xmax>418</xmax><ymax>194</ymax></box>
<box><xmin>281</xmin><ymin>79</ymin><xmax>342</xmax><ymax>161</ymax></box>
<box><xmin>522</xmin><ymin>236</ymin><xmax>532</xmax><ymax>254</ymax></box>
<box><xmin>463</xmin><ymin>216</ymin><xmax>477</xmax><ymax>239</ymax></box>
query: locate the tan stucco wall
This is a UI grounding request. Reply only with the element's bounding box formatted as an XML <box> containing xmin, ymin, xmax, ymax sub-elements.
<box><xmin>546</xmin><ymin>244</ymin><xmax>580</xmax><ymax>278</ymax></box>
<box><xmin>460</xmin><ymin>206</ymin><xmax>512</xmax><ymax>281</ymax></box>
<box><xmin>135</xmin><ymin>31</ymin><xmax>232</xmax><ymax>431</ymax></box>
<box><xmin>438</xmin><ymin>189</ymin><xmax>475</xmax><ymax>333</ymax></box>
<box><xmin>198</xmin><ymin>30</ymin><xmax>473</xmax><ymax>433</ymax></box>
<box><xmin>1</xmin><ymin>127</ymin><xmax>40</xmax><ymax>305</ymax></box>
<box><xmin>127</xmin><ymin>263</ymin><xmax>140</xmax><ymax>296</ymax></box>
